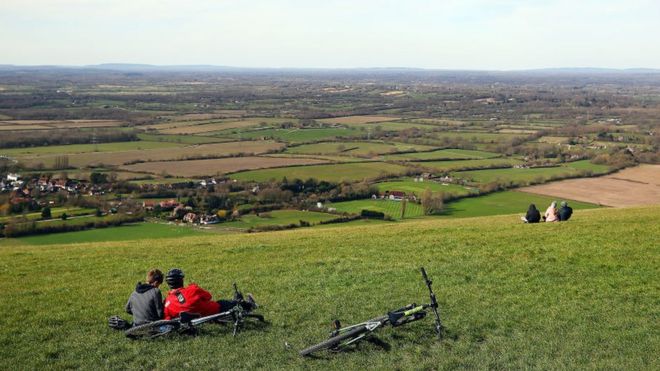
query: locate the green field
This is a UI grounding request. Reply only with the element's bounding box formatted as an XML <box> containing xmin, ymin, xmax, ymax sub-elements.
<box><xmin>227</xmin><ymin>128</ymin><xmax>364</xmax><ymax>143</ymax></box>
<box><xmin>384</xmin><ymin>148</ymin><xmax>501</xmax><ymax>161</ymax></box>
<box><xmin>375</xmin><ymin>178</ymin><xmax>478</xmax><ymax>197</ymax></box>
<box><xmin>231</xmin><ymin>162</ymin><xmax>411</xmax><ymax>183</ymax></box>
<box><xmin>1</xmin><ymin>141</ymin><xmax>182</xmax><ymax>156</ymax></box>
<box><xmin>419</xmin><ymin>158</ymin><xmax>523</xmax><ymax>172</ymax></box>
<box><xmin>12</xmin><ymin>222</ymin><xmax>204</xmax><ymax>245</ymax></box>
<box><xmin>1</xmin><ymin>206</ymin><xmax>657</xmax><ymax>369</ymax></box>
<box><xmin>329</xmin><ymin>199</ymin><xmax>424</xmax><ymax>219</ymax></box>
<box><xmin>136</xmin><ymin>133</ymin><xmax>229</xmax><ymax>144</ymax></box>
<box><xmin>432</xmin><ymin>131</ymin><xmax>528</xmax><ymax>142</ymax></box>
<box><xmin>439</xmin><ymin>190</ymin><xmax>599</xmax><ymax>218</ymax></box>
<box><xmin>0</xmin><ymin>207</ymin><xmax>95</xmax><ymax>223</ymax></box>
<box><xmin>286</xmin><ymin>141</ymin><xmax>435</xmax><ymax>156</ymax></box>
<box><xmin>563</xmin><ymin>159</ymin><xmax>611</xmax><ymax>173</ymax></box>
<box><xmin>218</xmin><ymin>210</ymin><xmax>337</xmax><ymax>230</ymax></box>
<box><xmin>454</xmin><ymin>161</ymin><xmax>610</xmax><ymax>184</ymax></box>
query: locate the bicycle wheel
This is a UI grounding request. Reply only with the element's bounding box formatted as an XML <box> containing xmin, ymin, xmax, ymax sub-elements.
<box><xmin>299</xmin><ymin>325</ymin><xmax>369</xmax><ymax>356</ymax></box>
<box><xmin>125</xmin><ymin>320</ymin><xmax>181</xmax><ymax>339</ymax></box>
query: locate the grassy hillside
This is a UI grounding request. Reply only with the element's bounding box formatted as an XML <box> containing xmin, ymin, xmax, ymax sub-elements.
<box><xmin>1</xmin><ymin>207</ymin><xmax>658</xmax><ymax>369</ymax></box>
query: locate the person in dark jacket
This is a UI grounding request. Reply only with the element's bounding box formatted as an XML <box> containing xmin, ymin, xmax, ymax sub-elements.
<box><xmin>558</xmin><ymin>201</ymin><xmax>573</xmax><ymax>221</ymax></box>
<box><xmin>125</xmin><ymin>269</ymin><xmax>165</xmax><ymax>326</ymax></box>
<box><xmin>521</xmin><ymin>204</ymin><xmax>541</xmax><ymax>223</ymax></box>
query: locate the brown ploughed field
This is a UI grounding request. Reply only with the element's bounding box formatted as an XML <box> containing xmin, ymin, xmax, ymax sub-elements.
<box><xmin>520</xmin><ymin>165</ymin><xmax>660</xmax><ymax>207</ymax></box>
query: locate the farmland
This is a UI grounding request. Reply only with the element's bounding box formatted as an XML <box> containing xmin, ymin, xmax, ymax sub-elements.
<box><xmin>454</xmin><ymin>161</ymin><xmax>611</xmax><ymax>184</ymax></box>
<box><xmin>329</xmin><ymin>198</ymin><xmax>425</xmax><ymax>219</ymax></box>
<box><xmin>0</xmin><ymin>67</ymin><xmax>659</xmax><ymax>370</ymax></box>
<box><xmin>375</xmin><ymin>178</ymin><xmax>478</xmax><ymax>197</ymax></box>
<box><xmin>231</xmin><ymin>162</ymin><xmax>411</xmax><ymax>183</ymax></box>
<box><xmin>285</xmin><ymin>141</ymin><xmax>436</xmax><ymax>156</ymax></box>
<box><xmin>384</xmin><ymin>148</ymin><xmax>501</xmax><ymax>161</ymax></box>
<box><xmin>418</xmin><ymin>158</ymin><xmax>523</xmax><ymax>172</ymax></box>
<box><xmin>17</xmin><ymin>141</ymin><xmax>284</xmax><ymax>168</ymax></box>
<box><xmin>520</xmin><ymin>165</ymin><xmax>660</xmax><ymax>207</ymax></box>
<box><xmin>121</xmin><ymin>156</ymin><xmax>329</xmax><ymax>177</ymax></box>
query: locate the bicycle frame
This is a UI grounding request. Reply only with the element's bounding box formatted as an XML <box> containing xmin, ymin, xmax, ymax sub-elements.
<box><xmin>300</xmin><ymin>267</ymin><xmax>443</xmax><ymax>355</ymax></box>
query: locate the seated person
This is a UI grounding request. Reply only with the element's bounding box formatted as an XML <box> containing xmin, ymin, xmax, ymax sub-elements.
<box><xmin>521</xmin><ymin>204</ymin><xmax>541</xmax><ymax>223</ymax></box>
<box><xmin>558</xmin><ymin>201</ymin><xmax>573</xmax><ymax>221</ymax></box>
<box><xmin>125</xmin><ymin>269</ymin><xmax>165</xmax><ymax>326</ymax></box>
<box><xmin>163</xmin><ymin>268</ymin><xmax>255</xmax><ymax>320</ymax></box>
<box><xmin>544</xmin><ymin>201</ymin><xmax>559</xmax><ymax>222</ymax></box>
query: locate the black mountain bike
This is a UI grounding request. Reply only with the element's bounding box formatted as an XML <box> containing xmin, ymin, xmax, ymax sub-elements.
<box><xmin>125</xmin><ymin>283</ymin><xmax>264</xmax><ymax>339</ymax></box>
<box><xmin>300</xmin><ymin>267</ymin><xmax>442</xmax><ymax>356</ymax></box>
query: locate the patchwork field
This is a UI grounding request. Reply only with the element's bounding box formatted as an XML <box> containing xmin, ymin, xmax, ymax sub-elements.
<box><xmin>375</xmin><ymin>178</ymin><xmax>478</xmax><ymax>197</ymax></box>
<box><xmin>18</xmin><ymin>141</ymin><xmax>284</xmax><ymax>168</ymax></box>
<box><xmin>0</xmin><ymin>119</ymin><xmax>124</xmax><ymax>129</ymax></box>
<box><xmin>329</xmin><ymin>198</ymin><xmax>425</xmax><ymax>219</ymax></box>
<box><xmin>230</xmin><ymin>162</ymin><xmax>411</xmax><ymax>182</ymax></box>
<box><xmin>228</xmin><ymin>127</ymin><xmax>364</xmax><ymax>143</ymax></box>
<box><xmin>121</xmin><ymin>156</ymin><xmax>328</xmax><ymax>177</ymax></box>
<box><xmin>2</xmin><ymin>207</ymin><xmax>657</xmax><ymax>369</ymax></box>
<box><xmin>520</xmin><ymin>165</ymin><xmax>660</xmax><ymax>207</ymax></box>
<box><xmin>384</xmin><ymin>149</ymin><xmax>501</xmax><ymax>161</ymax></box>
<box><xmin>455</xmin><ymin>161</ymin><xmax>611</xmax><ymax>184</ymax></box>
<box><xmin>159</xmin><ymin>119</ymin><xmax>278</xmax><ymax>134</ymax></box>
<box><xmin>2</xmin><ymin>141</ymin><xmax>183</xmax><ymax>156</ymax></box>
<box><xmin>418</xmin><ymin>158</ymin><xmax>523</xmax><ymax>173</ymax></box>
<box><xmin>136</xmin><ymin>133</ymin><xmax>231</xmax><ymax>144</ymax></box>
<box><xmin>318</xmin><ymin>115</ymin><xmax>401</xmax><ymax>124</ymax></box>
<box><xmin>286</xmin><ymin>141</ymin><xmax>436</xmax><ymax>156</ymax></box>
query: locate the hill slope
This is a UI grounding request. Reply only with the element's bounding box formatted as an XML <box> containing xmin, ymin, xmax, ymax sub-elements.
<box><xmin>1</xmin><ymin>207</ymin><xmax>658</xmax><ymax>369</ymax></box>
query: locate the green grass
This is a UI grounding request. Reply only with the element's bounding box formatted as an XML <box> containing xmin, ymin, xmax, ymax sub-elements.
<box><xmin>231</xmin><ymin>162</ymin><xmax>411</xmax><ymax>183</ymax></box>
<box><xmin>439</xmin><ymin>190</ymin><xmax>599</xmax><ymax>218</ymax></box>
<box><xmin>0</xmin><ymin>206</ymin><xmax>657</xmax><ymax>369</ymax></box>
<box><xmin>328</xmin><ymin>199</ymin><xmax>424</xmax><ymax>219</ymax></box>
<box><xmin>375</xmin><ymin>178</ymin><xmax>478</xmax><ymax>197</ymax></box>
<box><xmin>227</xmin><ymin>128</ymin><xmax>364</xmax><ymax>143</ymax></box>
<box><xmin>286</xmin><ymin>141</ymin><xmax>435</xmax><ymax>156</ymax></box>
<box><xmin>563</xmin><ymin>159</ymin><xmax>611</xmax><ymax>173</ymax></box>
<box><xmin>452</xmin><ymin>161</ymin><xmax>610</xmax><ymax>184</ymax></box>
<box><xmin>0</xmin><ymin>207</ymin><xmax>95</xmax><ymax>223</ymax></box>
<box><xmin>136</xmin><ymin>133</ymin><xmax>229</xmax><ymax>144</ymax></box>
<box><xmin>12</xmin><ymin>222</ymin><xmax>204</xmax><ymax>245</ymax></box>
<box><xmin>419</xmin><ymin>158</ymin><xmax>523</xmax><ymax>172</ymax></box>
<box><xmin>2</xmin><ymin>141</ymin><xmax>182</xmax><ymax>156</ymax></box>
<box><xmin>384</xmin><ymin>148</ymin><xmax>501</xmax><ymax>161</ymax></box>
<box><xmin>218</xmin><ymin>210</ymin><xmax>337</xmax><ymax>230</ymax></box>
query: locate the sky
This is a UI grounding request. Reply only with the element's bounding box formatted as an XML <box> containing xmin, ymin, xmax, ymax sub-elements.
<box><xmin>1</xmin><ymin>0</ymin><xmax>659</xmax><ymax>70</ymax></box>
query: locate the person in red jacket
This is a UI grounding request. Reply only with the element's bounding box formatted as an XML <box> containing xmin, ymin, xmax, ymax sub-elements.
<box><xmin>163</xmin><ymin>268</ymin><xmax>255</xmax><ymax>320</ymax></box>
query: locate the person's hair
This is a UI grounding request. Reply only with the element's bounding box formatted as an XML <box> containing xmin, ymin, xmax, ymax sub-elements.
<box><xmin>528</xmin><ymin>204</ymin><xmax>537</xmax><ymax>211</ymax></box>
<box><xmin>550</xmin><ymin>201</ymin><xmax>557</xmax><ymax>208</ymax></box>
<box><xmin>561</xmin><ymin>201</ymin><xmax>568</xmax><ymax>207</ymax></box>
<box><xmin>146</xmin><ymin>269</ymin><xmax>164</xmax><ymax>285</ymax></box>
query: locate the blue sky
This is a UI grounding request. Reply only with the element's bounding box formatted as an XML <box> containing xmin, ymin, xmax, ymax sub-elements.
<box><xmin>1</xmin><ymin>0</ymin><xmax>659</xmax><ymax>69</ymax></box>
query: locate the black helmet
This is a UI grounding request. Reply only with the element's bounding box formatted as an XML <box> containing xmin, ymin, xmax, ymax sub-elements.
<box><xmin>166</xmin><ymin>268</ymin><xmax>185</xmax><ymax>289</ymax></box>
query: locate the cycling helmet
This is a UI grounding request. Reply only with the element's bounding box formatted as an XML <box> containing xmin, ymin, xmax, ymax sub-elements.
<box><xmin>166</xmin><ymin>268</ymin><xmax>185</xmax><ymax>289</ymax></box>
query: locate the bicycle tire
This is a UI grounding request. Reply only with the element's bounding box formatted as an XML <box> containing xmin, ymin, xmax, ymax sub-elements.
<box><xmin>125</xmin><ymin>320</ymin><xmax>181</xmax><ymax>339</ymax></box>
<box><xmin>299</xmin><ymin>325</ymin><xmax>369</xmax><ymax>356</ymax></box>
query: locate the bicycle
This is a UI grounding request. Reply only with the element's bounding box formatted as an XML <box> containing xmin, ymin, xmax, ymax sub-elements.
<box><xmin>125</xmin><ymin>283</ymin><xmax>264</xmax><ymax>339</ymax></box>
<box><xmin>299</xmin><ymin>267</ymin><xmax>442</xmax><ymax>356</ymax></box>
